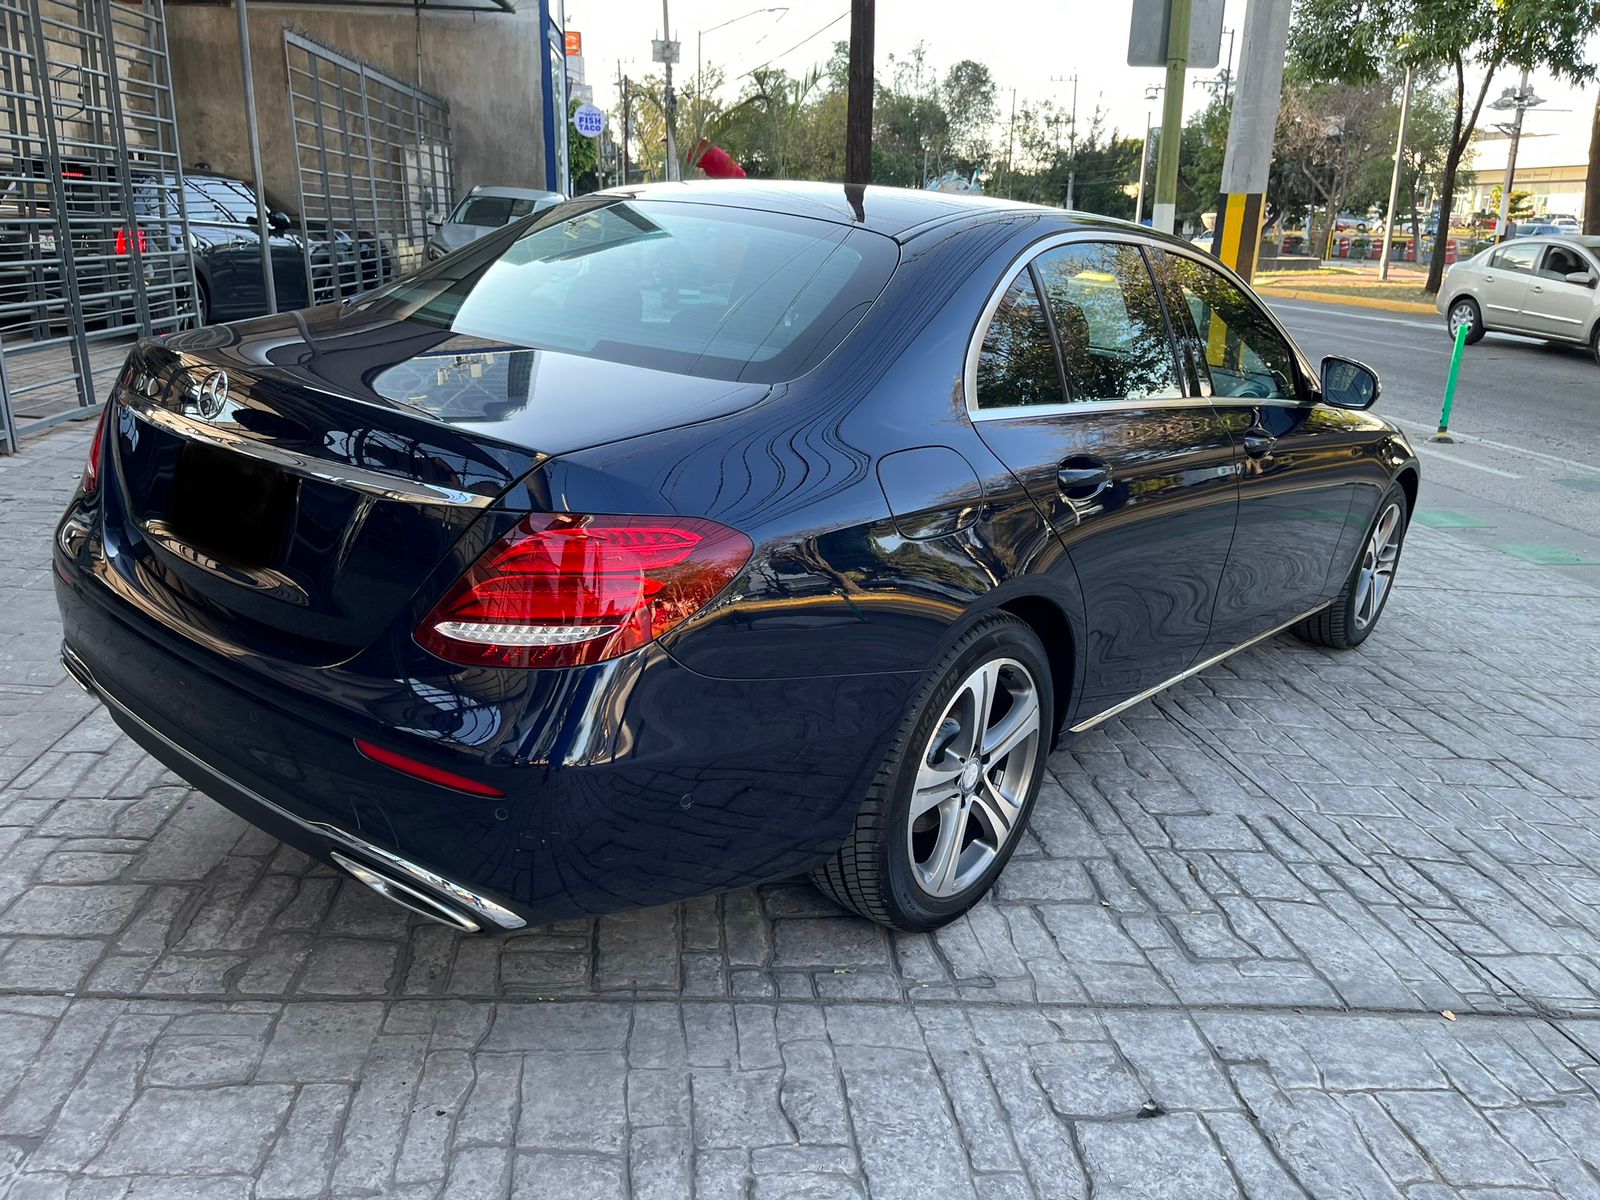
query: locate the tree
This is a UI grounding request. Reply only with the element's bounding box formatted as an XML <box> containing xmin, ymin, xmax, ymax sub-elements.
<box><xmin>1274</xmin><ymin>80</ymin><xmax>1392</xmax><ymax>255</ymax></box>
<box><xmin>1586</xmin><ymin>94</ymin><xmax>1600</xmax><ymax>236</ymax></box>
<box><xmin>1291</xmin><ymin>0</ymin><xmax>1600</xmax><ymax>293</ymax></box>
<box><xmin>942</xmin><ymin>60</ymin><xmax>998</xmax><ymax>172</ymax></box>
<box><xmin>567</xmin><ymin>99</ymin><xmax>599</xmax><ymax>193</ymax></box>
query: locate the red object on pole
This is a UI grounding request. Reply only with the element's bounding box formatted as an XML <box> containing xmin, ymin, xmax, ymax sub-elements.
<box><xmin>691</xmin><ymin>139</ymin><xmax>746</xmax><ymax>179</ymax></box>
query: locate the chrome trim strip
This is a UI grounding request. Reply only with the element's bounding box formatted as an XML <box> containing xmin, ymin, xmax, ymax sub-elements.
<box><xmin>962</xmin><ymin>229</ymin><xmax>1322</xmax><ymax>420</ymax></box>
<box><xmin>1068</xmin><ymin>603</ymin><xmax>1330</xmax><ymax>734</ymax></box>
<box><xmin>62</xmin><ymin>647</ymin><xmax>526</xmax><ymax>930</ymax></box>
<box><xmin>120</xmin><ymin>390</ymin><xmax>495</xmax><ymax>509</ymax></box>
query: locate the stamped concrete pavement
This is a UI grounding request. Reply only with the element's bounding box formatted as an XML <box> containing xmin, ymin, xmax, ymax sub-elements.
<box><xmin>4</xmin><ymin>421</ymin><xmax>1600</xmax><ymax>1198</ymax></box>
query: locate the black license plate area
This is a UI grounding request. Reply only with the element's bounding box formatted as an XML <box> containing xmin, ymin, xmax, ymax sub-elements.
<box><xmin>166</xmin><ymin>442</ymin><xmax>296</xmax><ymax>569</ymax></box>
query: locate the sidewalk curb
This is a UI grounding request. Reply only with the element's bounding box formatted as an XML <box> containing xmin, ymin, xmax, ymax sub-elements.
<box><xmin>1256</xmin><ymin>286</ymin><xmax>1438</xmax><ymax>316</ymax></box>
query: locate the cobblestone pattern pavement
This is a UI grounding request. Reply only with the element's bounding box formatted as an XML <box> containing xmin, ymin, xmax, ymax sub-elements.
<box><xmin>4</xmin><ymin>423</ymin><xmax>1600</xmax><ymax>1198</ymax></box>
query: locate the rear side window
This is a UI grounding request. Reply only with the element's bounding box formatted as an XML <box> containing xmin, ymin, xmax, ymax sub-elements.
<box><xmin>1540</xmin><ymin>244</ymin><xmax>1590</xmax><ymax>280</ymax></box>
<box><xmin>451</xmin><ymin>195</ymin><xmax>542</xmax><ymax>227</ymax></box>
<box><xmin>1489</xmin><ymin>244</ymin><xmax>1539</xmax><ymax>273</ymax></box>
<box><xmin>370</xmin><ymin>199</ymin><xmax>898</xmax><ymax>383</ymax></box>
<box><xmin>1031</xmin><ymin>242</ymin><xmax>1181</xmax><ymax>403</ymax></box>
<box><xmin>975</xmin><ymin>270</ymin><xmax>1065</xmax><ymax>410</ymax></box>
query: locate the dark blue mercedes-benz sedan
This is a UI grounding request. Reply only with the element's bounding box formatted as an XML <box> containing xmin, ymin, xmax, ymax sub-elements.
<box><xmin>54</xmin><ymin>182</ymin><xmax>1419</xmax><ymax>933</ymax></box>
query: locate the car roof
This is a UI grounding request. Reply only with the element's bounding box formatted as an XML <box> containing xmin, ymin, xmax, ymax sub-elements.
<box><xmin>587</xmin><ymin>179</ymin><xmax>1166</xmax><ymax>245</ymax></box>
<box><xmin>463</xmin><ymin>186</ymin><xmax>565</xmax><ymax>201</ymax></box>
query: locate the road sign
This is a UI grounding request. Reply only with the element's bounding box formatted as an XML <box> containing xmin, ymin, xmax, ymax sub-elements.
<box><xmin>1128</xmin><ymin>0</ymin><xmax>1223</xmax><ymax>68</ymax></box>
<box><xmin>572</xmin><ymin>103</ymin><xmax>605</xmax><ymax>139</ymax></box>
<box><xmin>651</xmin><ymin>39</ymin><xmax>680</xmax><ymax>64</ymax></box>
<box><xmin>564</xmin><ymin>30</ymin><xmax>582</xmax><ymax>56</ymax></box>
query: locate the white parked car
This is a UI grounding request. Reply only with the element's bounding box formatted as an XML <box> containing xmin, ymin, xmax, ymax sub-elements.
<box><xmin>425</xmin><ymin>186</ymin><xmax>565</xmax><ymax>261</ymax></box>
<box><xmin>1547</xmin><ymin>214</ymin><xmax>1581</xmax><ymax>229</ymax></box>
<box><xmin>1437</xmin><ymin>235</ymin><xmax>1600</xmax><ymax>364</ymax></box>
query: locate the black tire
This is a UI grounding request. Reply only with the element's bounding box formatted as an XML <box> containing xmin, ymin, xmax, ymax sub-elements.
<box><xmin>1446</xmin><ymin>296</ymin><xmax>1485</xmax><ymax>345</ymax></box>
<box><xmin>1294</xmin><ymin>482</ymin><xmax>1410</xmax><ymax>651</ymax></box>
<box><xmin>1590</xmin><ymin>324</ymin><xmax>1600</xmax><ymax>368</ymax></box>
<box><xmin>811</xmin><ymin>613</ymin><xmax>1053</xmax><ymax>931</ymax></box>
<box><xmin>196</xmin><ymin>279</ymin><xmax>212</xmax><ymax>327</ymax></box>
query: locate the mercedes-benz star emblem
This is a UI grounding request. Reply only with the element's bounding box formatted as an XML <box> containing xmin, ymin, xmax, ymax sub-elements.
<box><xmin>194</xmin><ymin>369</ymin><xmax>229</xmax><ymax>419</ymax></box>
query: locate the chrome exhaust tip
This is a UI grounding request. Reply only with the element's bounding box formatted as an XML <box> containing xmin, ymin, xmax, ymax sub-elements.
<box><xmin>331</xmin><ymin>850</ymin><xmax>482</xmax><ymax>933</ymax></box>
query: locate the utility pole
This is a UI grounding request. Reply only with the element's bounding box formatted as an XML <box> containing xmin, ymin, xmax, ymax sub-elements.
<box><xmin>1051</xmin><ymin>73</ymin><xmax>1079</xmax><ymax>209</ymax></box>
<box><xmin>1378</xmin><ymin>66</ymin><xmax>1413</xmax><ymax>282</ymax></box>
<box><xmin>617</xmin><ymin>64</ymin><xmax>631</xmax><ymax>186</ymax></box>
<box><xmin>1491</xmin><ymin>69</ymin><xmax>1540</xmax><ymax>243</ymax></box>
<box><xmin>660</xmin><ymin>0</ymin><xmax>680</xmax><ymax>180</ymax></box>
<box><xmin>845</xmin><ymin>0</ymin><xmax>874</xmax><ymax>185</ymax></box>
<box><xmin>1003</xmin><ymin>88</ymin><xmax>1017</xmax><ymax>200</ymax></box>
<box><xmin>1136</xmin><ymin>86</ymin><xmax>1160</xmax><ymax>225</ymax></box>
<box><xmin>1209</xmin><ymin>0</ymin><xmax>1290</xmax><ymax>278</ymax></box>
<box><xmin>1220</xmin><ymin>27</ymin><xmax>1236</xmax><ymax>106</ymax></box>
<box><xmin>1151</xmin><ymin>0</ymin><xmax>1190</xmax><ymax>233</ymax></box>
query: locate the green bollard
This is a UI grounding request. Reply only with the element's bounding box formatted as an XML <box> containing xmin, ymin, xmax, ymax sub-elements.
<box><xmin>1433</xmin><ymin>320</ymin><xmax>1469</xmax><ymax>443</ymax></box>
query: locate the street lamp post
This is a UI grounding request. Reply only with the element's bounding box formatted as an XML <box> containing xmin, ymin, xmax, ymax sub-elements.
<box><xmin>1491</xmin><ymin>70</ymin><xmax>1542</xmax><ymax>242</ymax></box>
<box><xmin>1135</xmin><ymin>86</ymin><xmax>1161</xmax><ymax>226</ymax></box>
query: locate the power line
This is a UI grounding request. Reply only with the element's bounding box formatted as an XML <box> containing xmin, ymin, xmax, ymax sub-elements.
<box><xmin>739</xmin><ymin>9</ymin><xmax>848</xmax><ymax>79</ymax></box>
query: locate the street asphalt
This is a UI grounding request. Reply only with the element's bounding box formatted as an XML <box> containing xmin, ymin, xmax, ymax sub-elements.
<box><xmin>2</xmin><ymin>312</ymin><xmax>1600</xmax><ymax>1196</ymax></box>
<box><xmin>1271</xmin><ymin>297</ymin><xmax>1600</xmax><ymax>576</ymax></box>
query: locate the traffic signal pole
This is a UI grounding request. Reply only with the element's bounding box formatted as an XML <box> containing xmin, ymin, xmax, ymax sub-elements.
<box><xmin>1150</xmin><ymin>0</ymin><xmax>1190</xmax><ymax>233</ymax></box>
<box><xmin>1209</xmin><ymin>0</ymin><xmax>1291</xmax><ymax>280</ymax></box>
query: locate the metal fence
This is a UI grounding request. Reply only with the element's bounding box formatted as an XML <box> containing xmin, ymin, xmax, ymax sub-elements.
<box><xmin>0</xmin><ymin>0</ymin><xmax>195</xmax><ymax>452</ymax></box>
<box><xmin>284</xmin><ymin>30</ymin><xmax>453</xmax><ymax>308</ymax></box>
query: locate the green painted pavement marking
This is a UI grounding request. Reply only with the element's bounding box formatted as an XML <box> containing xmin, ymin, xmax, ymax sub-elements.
<box><xmin>1492</xmin><ymin>543</ymin><xmax>1597</xmax><ymax>566</ymax></box>
<box><xmin>1553</xmin><ymin>476</ymin><xmax>1600</xmax><ymax>495</ymax></box>
<box><xmin>1415</xmin><ymin>510</ymin><xmax>1493</xmax><ymax>530</ymax></box>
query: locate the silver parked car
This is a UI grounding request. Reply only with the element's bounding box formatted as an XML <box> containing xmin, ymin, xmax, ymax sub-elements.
<box><xmin>425</xmin><ymin>186</ymin><xmax>565</xmax><ymax>261</ymax></box>
<box><xmin>1439</xmin><ymin>235</ymin><xmax>1600</xmax><ymax>364</ymax></box>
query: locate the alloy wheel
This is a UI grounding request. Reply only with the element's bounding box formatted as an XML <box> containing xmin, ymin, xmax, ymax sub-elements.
<box><xmin>1448</xmin><ymin>302</ymin><xmax>1476</xmax><ymax>337</ymax></box>
<box><xmin>907</xmin><ymin>657</ymin><xmax>1041</xmax><ymax>897</ymax></box>
<box><xmin>1353</xmin><ymin>501</ymin><xmax>1403</xmax><ymax>631</ymax></box>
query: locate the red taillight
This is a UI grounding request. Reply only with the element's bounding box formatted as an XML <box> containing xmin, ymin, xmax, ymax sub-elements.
<box><xmin>416</xmin><ymin>513</ymin><xmax>753</xmax><ymax>669</ymax></box>
<box><xmin>114</xmin><ymin>227</ymin><xmax>147</xmax><ymax>255</ymax></box>
<box><xmin>81</xmin><ymin>402</ymin><xmax>110</xmax><ymax>494</ymax></box>
<box><xmin>354</xmin><ymin>739</ymin><xmax>505</xmax><ymax>797</ymax></box>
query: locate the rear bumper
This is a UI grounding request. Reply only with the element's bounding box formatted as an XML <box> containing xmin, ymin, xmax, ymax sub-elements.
<box><xmin>54</xmin><ymin>534</ymin><xmax>916</xmax><ymax>926</ymax></box>
<box><xmin>61</xmin><ymin>644</ymin><xmax>523</xmax><ymax>931</ymax></box>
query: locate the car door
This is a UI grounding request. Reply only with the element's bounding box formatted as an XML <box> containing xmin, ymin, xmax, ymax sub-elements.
<box><xmin>967</xmin><ymin>235</ymin><xmax>1240</xmax><ymax>718</ymax></box>
<box><xmin>1522</xmin><ymin>242</ymin><xmax>1599</xmax><ymax>340</ymax></box>
<box><xmin>1478</xmin><ymin>242</ymin><xmax>1540</xmax><ymax>330</ymax></box>
<box><xmin>1155</xmin><ymin>248</ymin><xmax>1363</xmax><ymax>656</ymax></box>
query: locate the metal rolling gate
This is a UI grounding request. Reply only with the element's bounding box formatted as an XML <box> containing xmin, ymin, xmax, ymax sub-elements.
<box><xmin>284</xmin><ymin>31</ymin><xmax>453</xmax><ymax>307</ymax></box>
<box><xmin>0</xmin><ymin>0</ymin><xmax>195</xmax><ymax>453</ymax></box>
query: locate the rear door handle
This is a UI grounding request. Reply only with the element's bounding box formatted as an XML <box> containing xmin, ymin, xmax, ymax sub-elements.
<box><xmin>1242</xmin><ymin>430</ymin><xmax>1275</xmax><ymax>458</ymax></box>
<box><xmin>1530</xmin><ymin>284</ymin><xmax>1545</xmax><ymax>294</ymax></box>
<box><xmin>1057</xmin><ymin>458</ymin><xmax>1111</xmax><ymax>501</ymax></box>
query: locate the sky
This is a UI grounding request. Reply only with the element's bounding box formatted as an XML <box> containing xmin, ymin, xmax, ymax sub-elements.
<box><xmin>563</xmin><ymin>0</ymin><xmax>1598</xmax><ymax>153</ymax></box>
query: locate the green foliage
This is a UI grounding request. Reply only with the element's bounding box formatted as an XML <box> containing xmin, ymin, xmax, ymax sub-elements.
<box><xmin>1287</xmin><ymin>0</ymin><xmax>1600</xmax><ymax>290</ymax></box>
<box><xmin>567</xmin><ymin>99</ymin><xmax>599</xmax><ymax>189</ymax></box>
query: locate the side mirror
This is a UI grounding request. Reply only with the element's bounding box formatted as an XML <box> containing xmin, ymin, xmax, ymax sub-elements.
<box><xmin>1321</xmin><ymin>356</ymin><xmax>1380</xmax><ymax>410</ymax></box>
<box><xmin>1565</xmin><ymin>270</ymin><xmax>1596</xmax><ymax>287</ymax></box>
<box><xmin>267</xmin><ymin>210</ymin><xmax>291</xmax><ymax>233</ymax></box>
<box><xmin>428</xmin><ymin>218</ymin><xmax>443</xmax><ymax>231</ymax></box>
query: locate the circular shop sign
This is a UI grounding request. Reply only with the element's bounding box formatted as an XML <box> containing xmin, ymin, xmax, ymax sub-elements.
<box><xmin>572</xmin><ymin>103</ymin><xmax>605</xmax><ymax>139</ymax></box>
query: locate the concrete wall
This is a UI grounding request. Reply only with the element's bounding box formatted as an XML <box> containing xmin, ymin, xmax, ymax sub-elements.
<box><xmin>165</xmin><ymin>3</ymin><xmax>549</xmax><ymax>209</ymax></box>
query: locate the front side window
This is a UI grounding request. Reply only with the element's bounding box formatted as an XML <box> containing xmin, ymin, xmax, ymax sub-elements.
<box><xmin>975</xmin><ymin>270</ymin><xmax>1065</xmax><ymax>410</ymax></box>
<box><xmin>1489</xmin><ymin>244</ymin><xmax>1539</xmax><ymax>273</ymax></box>
<box><xmin>1540</xmin><ymin>244</ymin><xmax>1591</xmax><ymax>281</ymax></box>
<box><xmin>1031</xmin><ymin>242</ymin><xmax>1181</xmax><ymax>402</ymax></box>
<box><xmin>1164</xmin><ymin>253</ymin><xmax>1298</xmax><ymax>400</ymax></box>
<box><xmin>363</xmin><ymin>199</ymin><xmax>898</xmax><ymax>383</ymax></box>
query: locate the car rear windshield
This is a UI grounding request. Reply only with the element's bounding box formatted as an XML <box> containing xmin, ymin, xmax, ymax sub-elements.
<box><xmin>365</xmin><ymin>198</ymin><xmax>899</xmax><ymax>383</ymax></box>
<box><xmin>451</xmin><ymin>195</ymin><xmax>546</xmax><ymax>227</ymax></box>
